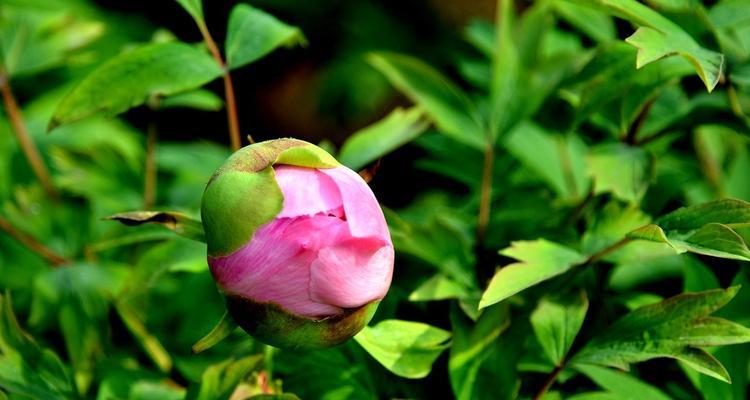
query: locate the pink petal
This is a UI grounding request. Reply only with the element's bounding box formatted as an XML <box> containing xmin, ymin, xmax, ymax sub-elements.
<box><xmin>318</xmin><ymin>166</ymin><xmax>390</xmax><ymax>241</ymax></box>
<box><xmin>309</xmin><ymin>237</ymin><xmax>394</xmax><ymax>308</ymax></box>
<box><xmin>273</xmin><ymin>165</ymin><xmax>343</xmax><ymax>218</ymax></box>
<box><xmin>209</xmin><ymin>216</ymin><xmax>346</xmax><ymax>318</ymax></box>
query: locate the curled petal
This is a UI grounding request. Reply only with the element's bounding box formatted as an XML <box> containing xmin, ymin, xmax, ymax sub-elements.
<box><xmin>318</xmin><ymin>166</ymin><xmax>390</xmax><ymax>241</ymax></box>
<box><xmin>310</xmin><ymin>238</ymin><xmax>394</xmax><ymax>308</ymax></box>
<box><xmin>274</xmin><ymin>165</ymin><xmax>343</xmax><ymax>218</ymax></box>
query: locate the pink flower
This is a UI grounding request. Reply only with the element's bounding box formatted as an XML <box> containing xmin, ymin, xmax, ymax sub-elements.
<box><xmin>208</xmin><ymin>164</ymin><xmax>394</xmax><ymax>319</ymax></box>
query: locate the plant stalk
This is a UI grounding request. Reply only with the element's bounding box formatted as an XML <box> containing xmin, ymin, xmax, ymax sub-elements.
<box><xmin>196</xmin><ymin>22</ymin><xmax>247</xmax><ymax>150</ymax></box>
<box><xmin>477</xmin><ymin>142</ymin><xmax>495</xmax><ymax>245</ymax></box>
<box><xmin>143</xmin><ymin>122</ymin><xmax>158</xmax><ymax>209</ymax></box>
<box><xmin>0</xmin><ymin>215</ymin><xmax>68</xmax><ymax>266</ymax></box>
<box><xmin>0</xmin><ymin>71</ymin><xmax>59</xmax><ymax>198</ymax></box>
<box><xmin>533</xmin><ymin>364</ymin><xmax>563</xmax><ymax>400</ymax></box>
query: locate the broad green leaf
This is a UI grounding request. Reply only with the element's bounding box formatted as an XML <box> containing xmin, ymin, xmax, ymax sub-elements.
<box><xmin>628</xmin><ymin>199</ymin><xmax>750</xmax><ymax>261</ymax></box>
<box><xmin>50</xmin><ymin>42</ymin><xmax>222</xmax><ymax>129</ymax></box>
<box><xmin>587</xmin><ymin>144</ymin><xmax>652</xmax><ymax>204</ymax></box>
<box><xmin>576</xmin><ymin>0</ymin><xmax>725</xmax><ymax>91</ymax></box>
<box><xmin>709</xmin><ymin>0</ymin><xmax>750</xmax><ymax>30</ymax></box>
<box><xmin>449</xmin><ymin>304</ymin><xmax>512</xmax><ymax>400</ymax></box>
<box><xmin>354</xmin><ymin>319</ymin><xmax>451</xmax><ymax>379</ymax></box>
<box><xmin>408</xmin><ymin>274</ymin><xmax>472</xmax><ymax>302</ymax></box>
<box><xmin>339</xmin><ymin>107</ymin><xmax>428</xmax><ymax>170</ymax></box>
<box><xmin>572</xmin><ymin>287</ymin><xmax>750</xmax><ymax>382</ymax></box>
<box><xmin>553</xmin><ymin>1</ymin><xmax>616</xmax><ymax>43</ymax></box>
<box><xmin>582</xmin><ymin>201</ymin><xmax>652</xmax><ymax>257</ymax></box>
<box><xmin>225</xmin><ymin>4</ymin><xmax>305</xmax><ymax>70</ymax></box>
<box><xmin>175</xmin><ymin>0</ymin><xmax>204</xmax><ymax>24</ymax></box>
<box><xmin>531</xmin><ymin>290</ymin><xmax>589</xmax><ymax>366</ymax></box>
<box><xmin>574</xmin><ymin>364</ymin><xmax>670</xmax><ymax>400</ymax></box>
<box><xmin>0</xmin><ymin>5</ymin><xmax>103</xmax><ymax>78</ymax></box>
<box><xmin>105</xmin><ymin>211</ymin><xmax>205</xmax><ymax>242</ymax></box>
<box><xmin>0</xmin><ymin>293</ymin><xmax>76</xmax><ymax>399</ymax></box>
<box><xmin>479</xmin><ymin>240</ymin><xmax>587</xmax><ymax>309</ymax></box>
<box><xmin>275</xmin><ymin>343</ymin><xmax>376</xmax><ymax>400</ymax></box>
<box><xmin>129</xmin><ymin>381</ymin><xmax>184</xmax><ymax>400</ymax></box>
<box><xmin>159</xmin><ymin>89</ymin><xmax>223</xmax><ymax>111</ymax></box>
<box><xmin>503</xmin><ymin>122</ymin><xmax>589</xmax><ymax>200</ymax></box>
<box><xmin>489</xmin><ymin>0</ymin><xmax>521</xmax><ymax>138</ymax></box>
<box><xmin>367</xmin><ymin>52</ymin><xmax>486</xmax><ymax>150</ymax></box>
<box><xmin>185</xmin><ymin>355</ymin><xmax>263</xmax><ymax>400</ymax></box>
<box><xmin>385</xmin><ymin>198</ymin><xmax>476</xmax><ymax>289</ymax></box>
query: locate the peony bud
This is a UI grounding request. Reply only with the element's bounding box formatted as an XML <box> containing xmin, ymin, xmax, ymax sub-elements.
<box><xmin>201</xmin><ymin>139</ymin><xmax>394</xmax><ymax>350</ymax></box>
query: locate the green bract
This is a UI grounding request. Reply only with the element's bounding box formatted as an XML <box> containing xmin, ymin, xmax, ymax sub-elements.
<box><xmin>227</xmin><ymin>295</ymin><xmax>379</xmax><ymax>350</ymax></box>
<box><xmin>200</xmin><ymin>138</ymin><xmax>339</xmax><ymax>257</ymax></box>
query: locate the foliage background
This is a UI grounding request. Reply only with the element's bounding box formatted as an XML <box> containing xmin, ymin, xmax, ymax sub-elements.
<box><xmin>3</xmin><ymin>0</ymin><xmax>750</xmax><ymax>399</ymax></box>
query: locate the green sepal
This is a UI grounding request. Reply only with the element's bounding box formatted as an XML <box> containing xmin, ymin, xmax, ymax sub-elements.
<box><xmin>226</xmin><ymin>295</ymin><xmax>379</xmax><ymax>350</ymax></box>
<box><xmin>201</xmin><ymin>138</ymin><xmax>340</xmax><ymax>257</ymax></box>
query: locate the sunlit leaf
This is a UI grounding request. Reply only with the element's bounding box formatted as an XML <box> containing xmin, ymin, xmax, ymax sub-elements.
<box><xmin>50</xmin><ymin>42</ymin><xmax>222</xmax><ymax>129</ymax></box>
<box><xmin>576</xmin><ymin>0</ymin><xmax>724</xmax><ymax>91</ymax></box>
<box><xmin>339</xmin><ymin>107</ymin><xmax>428</xmax><ymax>170</ymax></box>
<box><xmin>531</xmin><ymin>290</ymin><xmax>589</xmax><ymax>366</ymax></box>
<box><xmin>574</xmin><ymin>364</ymin><xmax>671</xmax><ymax>400</ymax></box>
<box><xmin>225</xmin><ymin>4</ymin><xmax>305</xmax><ymax>70</ymax></box>
<box><xmin>572</xmin><ymin>287</ymin><xmax>750</xmax><ymax>382</ymax></box>
<box><xmin>175</xmin><ymin>0</ymin><xmax>204</xmax><ymax>24</ymax></box>
<box><xmin>587</xmin><ymin>144</ymin><xmax>652</xmax><ymax>204</ymax></box>
<box><xmin>479</xmin><ymin>240</ymin><xmax>587</xmax><ymax>309</ymax></box>
<box><xmin>354</xmin><ymin>319</ymin><xmax>451</xmax><ymax>379</ymax></box>
<box><xmin>368</xmin><ymin>52</ymin><xmax>486</xmax><ymax>150</ymax></box>
<box><xmin>628</xmin><ymin>199</ymin><xmax>750</xmax><ymax>261</ymax></box>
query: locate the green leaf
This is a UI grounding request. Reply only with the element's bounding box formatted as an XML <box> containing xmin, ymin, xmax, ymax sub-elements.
<box><xmin>105</xmin><ymin>211</ymin><xmax>205</xmax><ymax>243</ymax></box>
<box><xmin>354</xmin><ymin>319</ymin><xmax>451</xmax><ymax>379</ymax></box>
<box><xmin>553</xmin><ymin>1</ymin><xmax>616</xmax><ymax>43</ymax></box>
<box><xmin>572</xmin><ymin>287</ymin><xmax>750</xmax><ymax>382</ymax></box>
<box><xmin>191</xmin><ymin>312</ymin><xmax>237</xmax><ymax>354</ymax></box>
<box><xmin>479</xmin><ymin>240</ymin><xmax>587</xmax><ymax>309</ymax></box>
<box><xmin>0</xmin><ymin>293</ymin><xmax>76</xmax><ymax>399</ymax></box>
<box><xmin>503</xmin><ymin>122</ymin><xmax>589</xmax><ymax>200</ymax></box>
<box><xmin>367</xmin><ymin>52</ymin><xmax>486</xmax><ymax>150</ymax></box>
<box><xmin>627</xmin><ymin>199</ymin><xmax>750</xmax><ymax>261</ymax></box>
<box><xmin>577</xmin><ymin>0</ymin><xmax>724</xmax><ymax>91</ymax></box>
<box><xmin>489</xmin><ymin>0</ymin><xmax>521</xmax><ymax>138</ymax></box>
<box><xmin>225</xmin><ymin>4</ymin><xmax>305</xmax><ymax>70</ymax></box>
<box><xmin>115</xmin><ymin>301</ymin><xmax>172</xmax><ymax>373</ymax></box>
<box><xmin>338</xmin><ymin>106</ymin><xmax>428</xmax><ymax>170</ymax></box>
<box><xmin>531</xmin><ymin>290</ymin><xmax>589</xmax><ymax>366</ymax></box>
<box><xmin>408</xmin><ymin>274</ymin><xmax>472</xmax><ymax>302</ymax></box>
<box><xmin>587</xmin><ymin>144</ymin><xmax>652</xmax><ymax>204</ymax></box>
<box><xmin>186</xmin><ymin>355</ymin><xmax>263</xmax><ymax>400</ymax></box>
<box><xmin>49</xmin><ymin>42</ymin><xmax>222</xmax><ymax>129</ymax></box>
<box><xmin>449</xmin><ymin>304</ymin><xmax>512</xmax><ymax>400</ymax></box>
<box><xmin>574</xmin><ymin>364</ymin><xmax>671</xmax><ymax>400</ymax></box>
<box><xmin>175</xmin><ymin>0</ymin><xmax>204</xmax><ymax>24</ymax></box>
<box><xmin>159</xmin><ymin>89</ymin><xmax>223</xmax><ymax>111</ymax></box>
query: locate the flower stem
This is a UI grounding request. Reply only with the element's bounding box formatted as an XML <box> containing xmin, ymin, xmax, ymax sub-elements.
<box><xmin>533</xmin><ymin>364</ymin><xmax>563</xmax><ymax>400</ymax></box>
<box><xmin>0</xmin><ymin>70</ymin><xmax>59</xmax><ymax>199</ymax></box>
<box><xmin>143</xmin><ymin>122</ymin><xmax>158</xmax><ymax>209</ymax></box>
<box><xmin>0</xmin><ymin>215</ymin><xmax>68</xmax><ymax>266</ymax></box>
<box><xmin>477</xmin><ymin>142</ymin><xmax>495</xmax><ymax>244</ymax></box>
<box><xmin>196</xmin><ymin>22</ymin><xmax>247</xmax><ymax>150</ymax></box>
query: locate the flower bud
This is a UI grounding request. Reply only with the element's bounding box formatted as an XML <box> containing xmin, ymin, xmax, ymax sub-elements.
<box><xmin>201</xmin><ymin>139</ymin><xmax>394</xmax><ymax>350</ymax></box>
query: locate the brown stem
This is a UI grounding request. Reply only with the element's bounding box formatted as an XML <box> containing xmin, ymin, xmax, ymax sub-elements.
<box><xmin>197</xmin><ymin>22</ymin><xmax>246</xmax><ymax>150</ymax></box>
<box><xmin>477</xmin><ymin>142</ymin><xmax>495</xmax><ymax>245</ymax></box>
<box><xmin>0</xmin><ymin>72</ymin><xmax>59</xmax><ymax>198</ymax></box>
<box><xmin>585</xmin><ymin>236</ymin><xmax>633</xmax><ymax>265</ymax></box>
<box><xmin>533</xmin><ymin>364</ymin><xmax>563</xmax><ymax>400</ymax></box>
<box><xmin>0</xmin><ymin>215</ymin><xmax>68</xmax><ymax>266</ymax></box>
<box><xmin>624</xmin><ymin>98</ymin><xmax>655</xmax><ymax>145</ymax></box>
<box><xmin>143</xmin><ymin>122</ymin><xmax>158</xmax><ymax>209</ymax></box>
